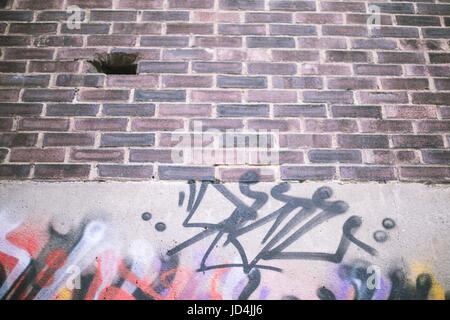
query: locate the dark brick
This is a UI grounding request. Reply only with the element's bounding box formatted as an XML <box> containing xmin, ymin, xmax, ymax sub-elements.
<box><xmin>371</xmin><ymin>27</ymin><xmax>419</xmax><ymax>39</ymax></box>
<box><xmin>273</xmin><ymin>77</ymin><xmax>323</xmax><ymax>89</ymax></box>
<box><xmin>133</xmin><ymin>118</ymin><xmax>184</xmax><ymax>131</ymax></box>
<box><xmin>281</xmin><ymin>166</ymin><xmax>336</xmax><ymax>181</ymax></box>
<box><xmin>303</xmin><ymin>91</ymin><xmax>354</xmax><ymax>104</ymax></box>
<box><xmin>360</xmin><ymin>120</ymin><xmax>413</xmax><ymax>133</ymax></box>
<box><xmin>0</xmin><ymin>61</ymin><xmax>27</xmax><ymax>73</ymax></box>
<box><xmin>0</xmin><ymin>10</ymin><xmax>33</xmax><ymax>21</ymax></box>
<box><xmin>91</xmin><ymin>10</ymin><xmax>137</xmax><ymax>21</ymax></box>
<box><xmin>34</xmin><ymin>164</ymin><xmax>90</xmax><ymax>179</ymax></box>
<box><xmin>163</xmin><ymin>76</ymin><xmax>212</xmax><ymax>88</ymax></box>
<box><xmin>332</xmin><ymin>105</ymin><xmax>381</xmax><ymax>119</ymax></box>
<box><xmin>326</xmin><ymin>51</ymin><xmax>370</xmax><ymax>63</ymax></box>
<box><xmin>354</xmin><ymin>64</ymin><xmax>402</xmax><ymax>76</ymax></box>
<box><xmin>9</xmin><ymin>23</ymin><xmax>57</xmax><ymax>35</ymax></box>
<box><xmin>142</xmin><ymin>11</ymin><xmax>189</xmax><ymax>21</ymax></box>
<box><xmin>70</xmin><ymin>149</ymin><xmax>124</xmax><ymax>163</ymax></box>
<box><xmin>0</xmin><ymin>35</ymin><xmax>31</xmax><ymax>46</ymax></box>
<box><xmin>274</xmin><ymin>105</ymin><xmax>327</xmax><ymax>118</ymax></box>
<box><xmin>340</xmin><ymin>167</ymin><xmax>396</xmax><ymax>181</ymax></box>
<box><xmin>29</xmin><ymin>61</ymin><xmax>79</xmax><ymax>73</ymax></box>
<box><xmin>327</xmin><ymin>77</ymin><xmax>377</xmax><ymax>90</ymax></box>
<box><xmin>220</xmin><ymin>0</ymin><xmax>265</xmax><ymax>10</ymax></box>
<box><xmin>270</xmin><ymin>0</ymin><xmax>316</xmax><ymax>11</ymax></box>
<box><xmin>34</xmin><ymin>35</ymin><xmax>83</xmax><ymax>47</ymax></box>
<box><xmin>23</xmin><ymin>89</ymin><xmax>75</xmax><ymax>102</ymax></box>
<box><xmin>422</xmin><ymin>150</ymin><xmax>450</xmax><ymax>165</ymax></box>
<box><xmin>117</xmin><ymin>0</ymin><xmax>163</xmax><ymax>9</ymax></box>
<box><xmin>10</xmin><ymin>148</ymin><xmax>65</xmax><ymax>163</ymax></box>
<box><xmin>158</xmin><ymin>165</ymin><xmax>214</xmax><ymax>181</ymax></box>
<box><xmin>101</xmin><ymin>133</ymin><xmax>155</xmax><ymax>147</ymax></box>
<box><xmin>56</xmin><ymin>75</ymin><xmax>104</xmax><ymax>88</ymax></box>
<box><xmin>75</xmin><ymin>118</ymin><xmax>128</xmax><ymax>132</ymax></box>
<box><xmin>0</xmin><ymin>103</ymin><xmax>43</xmax><ymax>116</ymax></box>
<box><xmin>396</xmin><ymin>15</ymin><xmax>441</xmax><ymax>26</ymax></box>
<box><xmin>270</xmin><ymin>24</ymin><xmax>316</xmax><ymax>36</ymax></box>
<box><xmin>217</xmin><ymin>76</ymin><xmax>267</xmax><ymax>89</ymax></box>
<box><xmin>98</xmin><ymin>165</ymin><xmax>154</xmax><ymax>179</ymax></box>
<box><xmin>43</xmin><ymin>133</ymin><xmax>95</xmax><ymax>147</ymax></box>
<box><xmin>46</xmin><ymin>104</ymin><xmax>99</xmax><ymax>117</ymax></box>
<box><xmin>3</xmin><ymin>48</ymin><xmax>54</xmax><ymax>60</ymax></box>
<box><xmin>309</xmin><ymin>150</ymin><xmax>361</xmax><ymax>164</ymax></box>
<box><xmin>193</xmin><ymin>62</ymin><xmax>242</xmax><ymax>75</ymax></box>
<box><xmin>392</xmin><ymin>135</ymin><xmax>444</xmax><ymax>149</ymax></box>
<box><xmin>0</xmin><ymin>133</ymin><xmax>37</xmax><ymax>147</ymax></box>
<box><xmin>67</xmin><ymin>0</ymin><xmax>112</xmax><ymax>8</ymax></box>
<box><xmin>61</xmin><ymin>23</ymin><xmax>110</xmax><ymax>34</ymax></box>
<box><xmin>219</xmin><ymin>24</ymin><xmax>266</xmax><ymax>35</ymax></box>
<box><xmin>248</xmin><ymin>63</ymin><xmax>296</xmax><ymax>75</ymax></box>
<box><xmin>130</xmin><ymin>149</ymin><xmax>175</xmax><ymax>163</ymax></box>
<box><xmin>247</xmin><ymin>37</ymin><xmax>295</xmax><ymax>48</ymax></box>
<box><xmin>217</xmin><ymin>104</ymin><xmax>269</xmax><ymax>117</ymax></box>
<box><xmin>417</xmin><ymin>121</ymin><xmax>450</xmax><ymax>133</ymax></box>
<box><xmin>141</xmin><ymin>36</ymin><xmax>189</xmax><ymax>47</ymax></box>
<box><xmin>279</xmin><ymin>134</ymin><xmax>332</xmax><ymax>148</ymax></box>
<box><xmin>400</xmin><ymin>166</ymin><xmax>450</xmax><ymax>181</ymax></box>
<box><xmin>0</xmin><ymin>165</ymin><xmax>30</xmax><ymax>179</ymax></box>
<box><xmin>246</xmin><ymin>12</ymin><xmax>292</xmax><ymax>23</ymax></box>
<box><xmin>139</xmin><ymin>62</ymin><xmax>188</xmax><ymax>74</ymax></box>
<box><xmin>18</xmin><ymin>118</ymin><xmax>70</xmax><ymax>132</ymax></box>
<box><xmin>78</xmin><ymin>89</ymin><xmax>129</xmax><ymax>102</ymax></box>
<box><xmin>0</xmin><ymin>118</ymin><xmax>12</xmax><ymax>131</ymax></box>
<box><xmin>338</xmin><ymin>135</ymin><xmax>389</xmax><ymax>149</ymax></box>
<box><xmin>167</xmin><ymin>23</ymin><xmax>214</xmax><ymax>35</ymax></box>
<box><xmin>421</xmin><ymin>28</ymin><xmax>450</xmax><ymax>40</ymax></box>
<box><xmin>135</xmin><ymin>90</ymin><xmax>186</xmax><ymax>102</ymax></box>
<box><xmin>412</xmin><ymin>93</ymin><xmax>450</xmax><ymax>105</ymax></box>
<box><xmin>102</xmin><ymin>104</ymin><xmax>155</xmax><ymax>117</ymax></box>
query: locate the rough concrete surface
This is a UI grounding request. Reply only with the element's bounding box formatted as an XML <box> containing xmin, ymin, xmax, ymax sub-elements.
<box><xmin>0</xmin><ymin>180</ymin><xmax>449</xmax><ymax>300</ymax></box>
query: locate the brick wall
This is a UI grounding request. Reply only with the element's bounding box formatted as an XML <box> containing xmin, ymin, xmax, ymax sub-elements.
<box><xmin>0</xmin><ymin>0</ymin><xmax>449</xmax><ymax>182</ymax></box>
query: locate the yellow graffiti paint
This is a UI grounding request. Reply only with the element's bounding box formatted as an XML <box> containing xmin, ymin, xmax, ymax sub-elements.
<box><xmin>410</xmin><ymin>262</ymin><xmax>445</xmax><ymax>300</ymax></box>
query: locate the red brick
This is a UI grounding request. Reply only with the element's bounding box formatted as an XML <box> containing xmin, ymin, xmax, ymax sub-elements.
<box><xmin>10</xmin><ymin>148</ymin><xmax>65</xmax><ymax>163</ymax></box>
<box><xmin>132</xmin><ymin>119</ymin><xmax>184</xmax><ymax>132</ymax></box>
<box><xmin>79</xmin><ymin>89</ymin><xmax>130</xmax><ymax>102</ymax></box>
<box><xmin>75</xmin><ymin>119</ymin><xmax>128</xmax><ymax>132</ymax></box>
<box><xmin>281</xmin><ymin>166</ymin><xmax>336</xmax><ymax>181</ymax></box>
<box><xmin>43</xmin><ymin>133</ymin><xmax>95</xmax><ymax>147</ymax></box>
<box><xmin>18</xmin><ymin>118</ymin><xmax>70</xmax><ymax>132</ymax></box>
<box><xmin>70</xmin><ymin>149</ymin><xmax>124</xmax><ymax>163</ymax></box>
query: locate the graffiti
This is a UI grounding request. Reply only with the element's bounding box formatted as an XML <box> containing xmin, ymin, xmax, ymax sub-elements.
<box><xmin>0</xmin><ymin>173</ymin><xmax>449</xmax><ymax>300</ymax></box>
<box><xmin>168</xmin><ymin>171</ymin><xmax>377</xmax><ymax>275</ymax></box>
<box><xmin>318</xmin><ymin>261</ymin><xmax>449</xmax><ymax>300</ymax></box>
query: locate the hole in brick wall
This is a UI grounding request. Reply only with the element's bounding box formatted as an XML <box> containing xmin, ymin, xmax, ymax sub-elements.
<box><xmin>88</xmin><ymin>52</ymin><xmax>138</xmax><ymax>75</ymax></box>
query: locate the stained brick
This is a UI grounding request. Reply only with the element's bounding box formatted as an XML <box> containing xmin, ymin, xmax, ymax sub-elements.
<box><xmin>101</xmin><ymin>133</ymin><xmax>155</xmax><ymax>147</ymax></box>
<box><xmin>159</xmin><ymin>166</ymin><xmax>214</xmax><ymax>180</ymax></box>
<box><xmin>43</xmin><ymin>133</ymin><xmax>95</xmax><ymax>147</ymax></box>
<box><xmin>338</xmin><ymin>135</ymin><xmax>389</xmax><ymax>149</ymax></box>
<box><xmin>0</xmin><ymin>103</ymin><xmax>43</xmax><ymax>117</ymax></box>
<box><xmin>34</xmin><ymin>164</ymin><xmax>90</xmax><ymax>180</ymax></box>
<box><xmin>0</xmin><ymin>133</ymin><xmax>37</xmax><ymax>147</ymax></box>
<box><xmin>10</xmin><ymin>148</ymin><xmax>65</xmax><ymax>163</ymax></box>
<box><xmin>0</xmin><ymin>165</ymin><xmax>30</xmax><ymax>179</ymax></box>
<box><xmin>281</xmin><ymin>166</ymin><xmax>336</xmax><ymax>181</ymax></box>
<box><xmin>392</xmin><ymin>135</ymin><xmax>443</xmax><ymax>149</ymax></box>
<box><xmin>309</xmin><ymin>150</ymin><xmax>361</xmax><ymax>164</ymax></box>
<box><xmin>274</xmin><ymin>104</ymin><xmax>326</xmax><ymax>118</ymax></box>
<box><xmin>217</xmin><ymin>105</ymin><xmax>269</xmax><ymax>118</ymax></box>
<box><xmin>340</xmin><ymin>167</ymin><xmax>396</xmax><ymax>181</ymax></box>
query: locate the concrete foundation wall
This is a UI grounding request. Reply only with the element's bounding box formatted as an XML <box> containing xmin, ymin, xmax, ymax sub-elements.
<box><xmin>0</xmin><ymin>180</ymin><xmax>449</xmax><ymax>300</ymax></box>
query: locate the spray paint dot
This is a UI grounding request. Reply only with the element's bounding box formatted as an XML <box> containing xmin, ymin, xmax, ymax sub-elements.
<box><xmin>373</xmin><ymin>230</ymin><xmax>388</xmax><ymax>243</ymax></box>
<box><xmin>141</xmin><ymin>212</ymin><xmax>152</xmax><ymax>221</ymax></box>
<box><xmin>382</xmin><ymin>218</ymin><xmax>396</xmax><ymax>230</ymax></box>
<box><xmin>155</xmin><ymin>222</ymin><xmax>166</xmax><ymax>232</ymax></box>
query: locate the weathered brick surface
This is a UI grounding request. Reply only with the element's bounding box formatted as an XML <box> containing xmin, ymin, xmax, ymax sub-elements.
<box><xmin>0</xmin><ymin>0</ymin><xmax>448</xmax><ymax>182</ymax></box>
